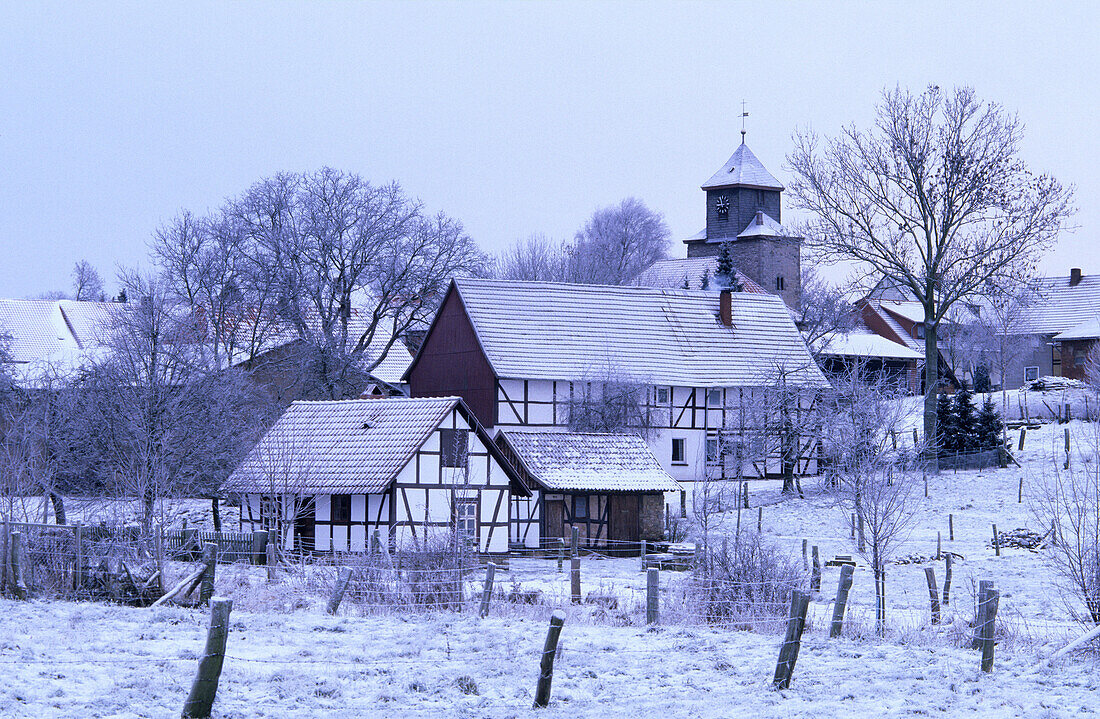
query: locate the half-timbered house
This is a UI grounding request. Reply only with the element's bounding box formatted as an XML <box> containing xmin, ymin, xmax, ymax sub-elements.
<box><xmin>221</xmin><ymin>396</ymin><xmax>528</xmax><ymax>556</ymax></box>
<box><xmin>496</xmin><ymin>431</ymin><xmax>681</xmax><ymax>551</ymax></box>
<box><xmin>404</xmin><ymin>278</ymin><xmax>830</xmax><ymax>513</ymax></box>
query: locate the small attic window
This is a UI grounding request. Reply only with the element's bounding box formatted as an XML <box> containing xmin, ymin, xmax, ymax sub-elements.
<box><xmin>775</xmin><ymin>276</ymin><xmax>785</xmax><ymax>291</ymax></box>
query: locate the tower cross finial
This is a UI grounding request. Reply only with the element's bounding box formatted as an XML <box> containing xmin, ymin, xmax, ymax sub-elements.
<box><xmin>740</xmin><ymin>100</ymin><xmax>749</xmax><ymax>143</ymax></box>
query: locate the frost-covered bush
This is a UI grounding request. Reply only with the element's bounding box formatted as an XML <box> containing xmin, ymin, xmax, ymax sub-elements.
<box><xmin>689</xmin><ymin>533</ymin><xmax>806</xmax><ymax>630</ymax></box>
<box><xmin>341</xmin><ymin>531</ymin><xmax>476</xmax><ymax>612</ymax></box>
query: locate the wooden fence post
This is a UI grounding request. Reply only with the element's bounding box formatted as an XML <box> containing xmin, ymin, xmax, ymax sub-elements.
<box><xmin>949</xmin><ymin>514</ymin><xmax>954</xmax><ymax>542</ymax></box>
<box><xmin>757</xmin><ymin>507</ymin><xmax>762</xmax><ymax>533</ymax></box>
<box><xmin>943</xmin><ymin>554</ymin><xmax>953</xmax><ymax>606</ymax></box>
<box><xmin>533</xmin><ymin>610</ymin><xmax>566</xmax><ymax>708</ymax></box>
<box><xmin>265</xmin><ymin>540</ymin><xmax>276</xmax><ymax>583</ymax></box>
<box><xmin>198</xmin><ymin>542</ymin><xmax>217</xmax><ymax>605</ymax></box>
<box><xmin>1018</xmin><ymin>428</ymin><xmax>1026</xmax><ymax>451</ymax></box>
<box><xmin>924</xmin><ymin>567</ymin><xmax>941</xmax><ymax>625</ymax></box>
<box><xmin>850</xmin><ymin>513</ymin><xmax>855</xmax><ymax>540</ymax></box>
<box><xmin>971</xmin><ymin>580</ymin><xmax>993</xmax><ymax>649</ymax></box>
<box><xmin>570</xmin><ymin>555</ymin><xmax>581</xmax><ymax>605</ymax></box>
<box><xmin>74</xmin><ymin>523</ymin><xmax>84</xmax><ymax>592</ymax></box>
<box><xmin>773</xmin><ymin>590</ymin><xmax>810</xmax><ymax>689</ymax></box>
<box><xmin>1018</xmin><ymin>477</ymin><xmax>1024</xmax><ymax>504</ymax></box>
<box><xmin>251</xmin><ymin>530</ymin><xmax>267</xmax><ymax>566</ymax></box>
<box><xmin>646</xmin><ymin>567</ymin><xmax>659</xmax><ymax>625</ymax></box>
<box><xmin>181</xmin><ymin>598</ymin><xmax>233</xmax><ymax>719</ymax></box>
<box><xmin>743</xmin><ymin>481</ymin><xmax>749</xmax><ymax>509</ymax></box>
<box><xmin>557</xmin><ymin>538</ymin><xmax>564</xmax><ymax>573</ymax></box>
<box><xmin>980</xmin><ymin>588</ymin><xmax>1000</xmax><ymax>672</ymax></box>
<box><xmin>810</xmin><ymin>546</ymin><xmax>821</xmax><ymax>593</ymax></box>
<box><xmin>1</xmin><ymin>518</ymin><xmax>9</xmax><ymax>595</ymax></box>
<box><xmin>10</xmin><ymin>531</ymin><xmax>26</xmax><ymax>599</ymax></box>
<box><xmin>936</xmin><ymin>532</ymin><xmax>942</xmax><ymax>561</ymax></box>
<box><xmin>479</xmin><ymin>562</ymin><xmax>496</xmax><ymax>618</ymax></box>
<box><xmin>912</xmin><ymin>427</ymin><xmax>918</xmax><ymax>445</ymax></box>
<box><xmin>640</xmin><ymin>540</ymin><xmax>647</xmax><ymax>572</ymax></box>
<box><xmin>326</xmin><ymin>567</ymin><xmax>353</xmax><ymax>615</ymax></box>
<box><xmin>570</xmin><ymin>526</ymin><xmax>579</xmax><ymax>558</ymax></box>
<box><xmin>992</xmin><ymin>524</ymin><xmax>1000</xmax><ymax>557</ymax></box>
<box><xmin>829</xmin><ymin>564</ymin><xmax>854</xmax><ymax>638</ymax></box>
<box><xmin>802</xmin><ymin>539</ymin><xmax>808</xmax><ymax>570</ymax></box>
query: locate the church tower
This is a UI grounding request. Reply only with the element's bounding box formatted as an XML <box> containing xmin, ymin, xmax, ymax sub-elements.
<box><xmin>683</xmin><ymin>140</ymin><xmax>802</xmax><ymax>309</ymax></box>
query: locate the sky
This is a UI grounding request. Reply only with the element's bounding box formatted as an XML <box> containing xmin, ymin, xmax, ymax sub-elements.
<box><xmin>1</xmin><ymin>1</ymin><xmax>1097</xmax><ymax>299</ymax></box>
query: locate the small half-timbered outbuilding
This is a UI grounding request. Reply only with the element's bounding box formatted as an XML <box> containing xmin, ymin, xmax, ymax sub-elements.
<box><xmin>496</xmin><ymin>431</ymin><xmax>681</xmax><ymax>552</ymax></box>
<box><xmin>221</xmin><ymin>396</ymin><xmax>528</xmax><ymax>556</ymax></box>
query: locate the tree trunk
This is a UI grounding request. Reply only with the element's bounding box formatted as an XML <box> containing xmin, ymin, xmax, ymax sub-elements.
<box><xmin>923</xmin><ymin>306</ymin><xmax>940</xmax><ymax>473</ymax></box>
<box><xmin>49</xmin><ymin>492</ymin><xmax>66</xmax><ymax>525</ymax></box>
<box><xmin>211</xmin><ymin>498</ymin><xmax>221</xmax><ymax>532</ymax></box>
<box><xmin>873</xmin><ymin>550</ymin><xmax>885</xmax><ymax>637</ymax></box>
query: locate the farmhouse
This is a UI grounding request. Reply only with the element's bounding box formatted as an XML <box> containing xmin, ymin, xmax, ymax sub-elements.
<box><xmin>403</xmin><ymin>277</ymin><xmax>830</xmax><ymax>510</ymax></box>
<box><xmin>495</xmin><ymin>430</ymin><xmax>681</xmax><ymax>551</ymax></box>
<box><xmin>222</xmin><ymin>396</ymin><xmax>528</xmax><ymax>556</ymax></box>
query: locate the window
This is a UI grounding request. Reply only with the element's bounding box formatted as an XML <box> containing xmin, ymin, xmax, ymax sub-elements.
<box><xmin>655</xmin><ymin>387</ymin><xmax>671</xmax><ymax>405</ymax></box>
<box><xmin>707</xmin><ymin>388</ymin><xmax>722</xmax><ymax>406</ymax></box>
<box><xmin>454</xmin><ymin>499</ymin><xmax>477</xmax><ymax>541</ymax></box>
<box><xmin>1076</xmin><ymin>350</ymin><xmax>1087</xmax><ymax>367</ymax></box>
<box><xmin>439</xmin><ymin>429</ymin><xmax>469</xmax><ymax>468</ymax></box>
<box><xmin>671</xmin><ymin>438</ymin><xmax>686</xmax><ymax>464</ymax></box>
<box><xmin>331</xmin><ymin>494</ymin><xmax>351</xmax><ymax>523</ymax></box>
<box><xmin>1024</xmin><ymin>366</ymin><xmax>1040</xmax><ymax>383</ymax></box>
<box><xmin>706</xmin><ymin>436</ymin><xmax>719</xmax><ymax>464</ymax></box>
<box><xmin>259</xmin><ymin>497</ymin><xmax>277</xmax><ymax>530</ymax></box>
<box><xmin>572</xmin><ymin>495</ymin><xmax>588</xmax><ymax>520</ymax></box>
<box><xmin>776</xmin><ymin>276</ymin><xmax>785</xmax><ymax>291</ymax></box>
<box><xmin>916</xmin><ymin>324</ymin><xmax>925</xmax><ymax>340</ymax></box>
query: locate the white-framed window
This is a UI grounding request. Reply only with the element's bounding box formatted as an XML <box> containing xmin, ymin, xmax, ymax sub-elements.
<box><xmin>671</xmin><ymin>438</ymin><xmax>687</xmax><ymax>465</ymax></box>
<box><xmin>707</xmin><ymin>388</ymin><xmax>722</xmax><ymax>407</ymax></box>
<box><xmin>1024</xmin><ymin>366</ymin><xmax>1040</xmax><ymax>382</ymax></box>
<box><xmin>454</xmin><ymin>499</ymin><xmax>477</xmax><ymax>542</ymax></box>
<box><xmin>655</xmin><ymin>386</ymin><xmax>671</xmax><ymax>405</ymax></box>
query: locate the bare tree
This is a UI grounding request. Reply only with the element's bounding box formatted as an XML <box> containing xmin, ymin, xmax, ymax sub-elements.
<box><xmin>798</xmin><ymin>268</ymin><xmax>858</xmax><ymax>354</ymax></box>
<box><xmin>564</xmin><ymin>367</ymin><xmax>657</xmax><ymax>440</ymax></box>
<box><xmin>493</xmin><ymin>233</ymin><xmax>573</xmax><ymax>282</ymax></box>
<box><xmin>824</xmin><ymin>365</ymin><xmax>921</xmax><ymax>635</ymax></box>
<box><xmin>570</xmin><ymin>198</ymin><xmax>670</xmax><ymax>285</ymax></box>
<box><xmin>789</xmin><ymin>85</ymin><xmax>1074</xmax><ymax>468</ymax></box>
<box><xmin>71</xmin><ymin>260</ymin><xmax>106</xmax><ymax>302</ymax></box>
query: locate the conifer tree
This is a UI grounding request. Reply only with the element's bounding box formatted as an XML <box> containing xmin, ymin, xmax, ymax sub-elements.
<box><xmin>952</xmin><ymin>385</ymin><xmax>977</xmax><ymax>452</ymax></box>
<box><xmin>935</xmin><ymin>393</ymin><xmax>956</xmax><ymax>457</ymax></box>
<box><xmin>700</xmin><ymin>268</ymin><xmax>710</xmax><ymax>290</ymax></box>
<box><xmin>975</xmin><ymin>395</ymin><xmax>1004</xmax><ymax>450</ymax></box>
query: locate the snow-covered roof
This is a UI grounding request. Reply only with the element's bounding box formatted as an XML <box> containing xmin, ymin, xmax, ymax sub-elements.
<box><xmin>863</xmin><ymin>300</ymin><xmax>922</xmax><ymax>352</ymax></box>
<box><xmin>0</xmin><ymin>298</ymin><xmax>122</xmax><ymax>363</ymax></box>
<box><xmin>814</xmin><ymin>330</ymin><xmax>923</xmax><ymax>360</ymax></box>
<box><xmin>222</xmin><ymin>397</ymin><xmax>504</xmax><ymax>495</ymax></box>
<box><xmin>736</xmin><ymin>211</ymin><xmax>792</xmax><ymax>239</ymax></box>
<box><xmin>877</xmin><ymin>300</ymin><xmax>926</xmax><ymax>325</ymax></box>
<box><xmin>1055</xmin><ymin>318</ymin><xmax>1100</xmax><ymax>341</ymax></box>
<box><xmin>701</xmin><ymin>142</ymin><xmax>784</xmax><ymax>191</ymax></box>
<box><xmin>497</xmin><ymin>431</ymin><xmax>681</xmax><ymax>493</ymax></box>
<box><xmin>1014</xmin><ymin>274</ymin><xmax>1100</xmax><ymax>336</ymax></box>
<box><xmin>436</xmin><ymin>278</ymin><xmax>829</xmax><ymax>388</ymax></box>
<box><xmin>635</xmin><ymin>257</ymin><xmax>768</xmax><ymax>294</ymax></box>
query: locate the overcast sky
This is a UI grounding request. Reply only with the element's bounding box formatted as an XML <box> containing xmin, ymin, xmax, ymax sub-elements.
<box><xmin>1</xmin><ymin>1</ymin><xmax>1097</xmax><ymax>298</ymax></box>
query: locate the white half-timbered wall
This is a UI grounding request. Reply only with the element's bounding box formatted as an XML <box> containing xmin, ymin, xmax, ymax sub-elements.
<box><xmin>494</xmin><ymin>378</ymin><xmax>819</xmax><ymax>513</ymax></box>
<box><xmin>239</xmin><ymin>406</ymin><xmax>514</xmax><ymax>555</ymax></box>
<box><xmin>510</xmin><ymin>490</ymin><xmax>541</xmax><ymax>549</ymax></box>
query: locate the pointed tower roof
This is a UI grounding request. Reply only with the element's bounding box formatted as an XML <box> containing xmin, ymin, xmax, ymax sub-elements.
<box><xmin>701</xmin><ymin>142</ymin><xmax>784</xmax><ymax>191</ymax></box>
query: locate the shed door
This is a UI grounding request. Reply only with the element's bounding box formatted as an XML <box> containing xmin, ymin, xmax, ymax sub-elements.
<box><xmin>294</xmin><ymin>496</ymin><xmax>316</xmax><ymax>552</ymax></box>
<box><xmin>609</xmin><ymin>495</ymin><xmax>640</xmax><ymax>544</ymax></box>
<box><xmin>544</xmin><ymin>500</ymin><xmax>565</xmax><ymax>543</ymax></box>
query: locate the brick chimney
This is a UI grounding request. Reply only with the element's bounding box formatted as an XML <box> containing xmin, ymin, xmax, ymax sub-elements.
<box><xmin>719</xmin><ymin>289</ymin><xmax>733</xmax><ymax>327</ymax></box>
<box><xmin>1071</xmin><ymin>268</ymin><xmax>1083</xmax><ymax>287</ymax></box>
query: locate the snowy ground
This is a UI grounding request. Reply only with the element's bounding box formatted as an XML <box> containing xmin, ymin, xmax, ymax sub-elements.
<box><xmin>5</xmin><ymin>385</ymin><xmax>1100</xmax><ymax>716</ymax></box>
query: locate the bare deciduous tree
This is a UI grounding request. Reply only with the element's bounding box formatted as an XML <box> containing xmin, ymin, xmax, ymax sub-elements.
<box><xmin>789</xmin><ymin>85</ymin><xmax>1074</xmax><ymax>468</ymax></box>
<box><xmin>492</xmin><ymin>233</ymin><xmax>573</xmax><ymax>282</ymax></box>
<box><xmin>71</xmin><ymin>260</ymin><xmax>106</xmax><ymax>302</ymax></box>
<box><xmin>570</xmin><ymin>197</ymin><xmax>670</xmax><ymax>285</ymax></box>
<box><xmin>798</xmin><ymin>268</ymin><xmax>858</xmax><ymax>354</ymax></box>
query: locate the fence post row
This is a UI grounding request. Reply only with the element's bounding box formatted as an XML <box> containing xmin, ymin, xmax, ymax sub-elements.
<box><xmin>980</xmin><ymin>588</ymin><xmax>1000</xmax><ymax>672</ymax></box>
<box><xmin>942</xmin><ymin>554</ymin><xmax>953</xmax><ymax>606</ymax></box>
<box><xmin>327</xmin><ymin>567</ymin><xmax>353</xmax><ymax>615</ymax></box>
<box><xmin>479</xmin><ymin>562</ymin><xmax>496</xmax><ymax>618</ymax></box>
<box><xmin>646</xmin><ymin>567</ymin><xmax>659</xmax><ymax>625</ymax></box>
<box><xmin>924</xmin><ymin>567</ymin><xmax>940</xmax><ymax>625</ymax></box>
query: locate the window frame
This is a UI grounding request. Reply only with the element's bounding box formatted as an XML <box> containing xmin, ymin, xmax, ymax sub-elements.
<box><xmin>572</xmin><ymin>495</ymin><xmax>588</xmax><ymax>521</ymax></box>
<box><xmin>707</xmin><ymin>388</ymin><xmax>723</xmax><ymax>407</ymax></box>
<box><xmin>655</xmin><ymin>386</ymin><xmax>671</xmax><ymax>405</ymax></box>
<box><xmin>671</xmin><ymin>437</ymin><xmax>687</xmax><ymax>465</ymax></box>
<box><xmin>439</xmin><ymin>428</ymin><xmax>470</xmax><ymax>468</ymax></box>
<box><xmin>1023</xmin><ymin>366</ymin><xmax>1040</xmax><ymax>383</ymax></box>
<box><xmin>454</xmin><ymin>498</ymin><xmax>478</xmax><ymax>541</ymax></box>
<box><xmin>705</xmin><ymin>436</ymin><xmax>719</xmax><ymax>464</ymax></box>
<box><xmin>331</xmin><ymin>494</ymin><xmax>352</xmax><ymax>524</ymax></box>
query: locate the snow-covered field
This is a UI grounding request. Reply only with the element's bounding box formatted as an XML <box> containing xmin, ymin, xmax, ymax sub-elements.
<box><xmin>5</xmin><ymin>386</ymin><xmax>1100</xmax><ymax>717</ymax></box>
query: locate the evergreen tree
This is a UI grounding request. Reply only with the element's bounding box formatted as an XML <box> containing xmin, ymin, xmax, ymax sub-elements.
<box><xmin>973</xmin><ymin>364</ymin><xmax>992</xmax><ymax>393</ymax></box>
<box><xmin>716</xmin><ymin>242</ymin><xmax>734</xmax><ymax>280</ymax></box>
<box><xmin>952</xmin><ymin>385</ymin><xmax>978</xmax><ymax>452</ymax></box>
<box><xmin>700</xmin><ymin>268</ymin><xmax>710</xmax><ymax>290</ymax></box>
<box><xmin>935</xmin><ymin>392</ymin><xmax>956</xmax><ymax>457</ymax></box>
<box><xmin>681</xmin><ymin>277</ymin><xmax>690</xmax><ymax>290</ymax></box>
<box><xmin>975</xmin><ymin>395</ymin><xmax>1005</xmax><ymax>450</ymax></box>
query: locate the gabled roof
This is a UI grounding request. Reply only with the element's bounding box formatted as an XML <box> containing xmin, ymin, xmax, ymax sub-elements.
<box><xmin>1013</xmin><ymin>274</ymin><xmax>1100</xmax><ymax>336</ymax></box>
<box><xmin>411</xmin><ymin>278</ymin><xmax>828</xmax><ymax>388</ymax></box>
<box><xmin>701</xmin><ymin>142</ymin><xmax>784</xmax><ymax>191</ymax></box>
<box><xmin>814</xmin><ymin>329</ymin><xmax>923</xmax><ymax>360</ymax></box>
<box><xmin>862</xmin><ymin>300</ymin><xmax>922</xmax><ymax>352</ymax></box>
<box><xmin>221</xmin><ymin>397</ymin><xmax>527</xmax><ymax>496</ymax></box>
<box><xmin>737</xmin><ymin>211</ymin><xmax>793</xmax><ymax>239</ymax></box>
<box><xmin>1055</xmin><ymin>318</ymin><xmax>1100</xmax><ymax>341</ymax></box>
<box><xmin>0</xmin><ymin>298</ymin><xmax>123</xmax><ymax>363</ymax></box>
<box><xmin>635</xmin><ymin>257</ymin><xmax>768</xmax><ymax>294</ymax></box>
<box><xmin>497</xmin><ymin>430</ymin><xmax>681</xmax><ymax>493</ymax></box>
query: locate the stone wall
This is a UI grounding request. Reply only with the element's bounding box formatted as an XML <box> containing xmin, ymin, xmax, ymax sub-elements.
<box><xmin>640</xmin><ymin>493</ymin><xmax>665</xmax><ymax>541</ymax></box>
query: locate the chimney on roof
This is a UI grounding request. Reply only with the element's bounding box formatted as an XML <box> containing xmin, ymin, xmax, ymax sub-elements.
<box><xmin>755</xmin><ymin>210</ymin><xmax>764</xmax><ymax>225</ymax></box>
<box><xmin>1071</xmin><ymin>268</ymin><xmax>1083</xmax><ymax>287</ymax></box>
<box><xmin>719</xmin><ymin>289</ymin><xmax>733</xmax><ymax>327</ymax></box>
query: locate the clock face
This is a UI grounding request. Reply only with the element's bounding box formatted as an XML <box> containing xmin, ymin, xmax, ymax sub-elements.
<box><xmin>715</xmin><ymin>196</ymin><xmax>730</xmax><ymax>216</ymax></box>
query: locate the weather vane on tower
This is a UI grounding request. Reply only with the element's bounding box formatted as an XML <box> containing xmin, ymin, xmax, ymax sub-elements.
<box><xmin>740</xmin><ymin>100</ymin><xmax>749</xmax><ymax>143</ymax></box>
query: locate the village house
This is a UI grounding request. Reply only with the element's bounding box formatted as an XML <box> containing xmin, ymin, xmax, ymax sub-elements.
<box><xmin>495</xmin><ymin>430</ymin><xmax>680</xmax><ymax>552</ymax></box>
<box><xmin>403</xmin><ymin>276</ymin><xmax>830</xmax><ymax>517</ymax></box>
<box><xmin>221</xmin><ymin>396</ymin><xmax>527</xmax><ymax>556</ymax></box>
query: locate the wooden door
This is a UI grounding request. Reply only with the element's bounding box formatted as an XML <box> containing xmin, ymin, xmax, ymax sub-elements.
<box><xmin>294</xmin><ymin>496</ymin><xmax>316</xmax><ymax>552</ymax></box>
<box><xmin>544</xmin><ymin>499</ymin><xmax>565</xmax><ymax>546</ymax></box>
<box><xmin>609</xmin><ymin>494</ymin><xmax>640</xmax><ymax>549</ymax></box>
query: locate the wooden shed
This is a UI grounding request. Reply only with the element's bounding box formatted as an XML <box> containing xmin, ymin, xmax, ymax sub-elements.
<box><xmin>221</xmin><ymin>396</ymin><xmax>528</xmax><ymax>557</ymax></box>
<box><xmin>496</xmin><ymin>430</ymin><xmax>681</xmax><ymax>553</ymax></box>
